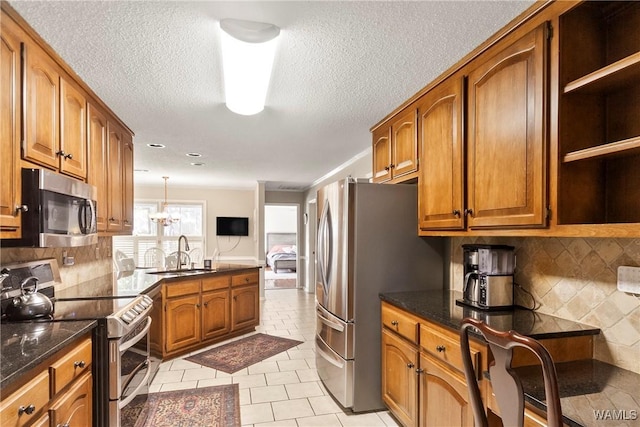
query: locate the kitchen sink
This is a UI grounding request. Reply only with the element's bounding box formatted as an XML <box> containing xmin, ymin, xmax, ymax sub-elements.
<box><xmin>145</xmin><ymin>268</ymin><xmax>212</xmax><ymax>276</ymax></box>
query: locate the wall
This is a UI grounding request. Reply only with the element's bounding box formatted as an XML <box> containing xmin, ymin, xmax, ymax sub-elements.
<box><xmin>0</xmin><ymin>237</ymin><xmax>114</xmax><ymax>291</ymax></box>
<box><xmin>136</xmin><ymin>184</ymin><xmax>257</xmax><ymax>263</ymax></box>
<box><xmin>450</xmin><ymin>236</ymin><xmax>640</xmax><ymax>374</ymax></box>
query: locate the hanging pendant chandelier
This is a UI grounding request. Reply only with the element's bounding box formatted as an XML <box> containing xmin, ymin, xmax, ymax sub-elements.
<box><xmin>149</xmin><ymin>176</ymin><xmax>179</xmax><ymax>226</ymax></box>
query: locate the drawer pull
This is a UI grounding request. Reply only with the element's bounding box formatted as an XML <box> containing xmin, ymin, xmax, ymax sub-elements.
<box><xmin>18</xmin><ymin>404</ymin><xmax>36</xmax><ymax>415</ymax></box>
<box><xmin>74</xmin><ymin>360</ymin><xmax>86</xmax><ymax>369</ymax></box>
<box><xmin>436</xmin><ymin>345</ymin><xmax>446</xmax><ymax>352</ymax></box>
<box><xmin>390</xmin><ymin>320</ymin><xmax>398</xmax><ymax>326</ymax></box>
<box><xmin>407</xmin><ymin>363</ymin><xmax>415</xmax><ymax>369</ymax></box>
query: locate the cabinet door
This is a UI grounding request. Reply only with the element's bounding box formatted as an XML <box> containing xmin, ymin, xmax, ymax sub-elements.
<box><xmin>165</xmin><ymin>294</ymin><xmax>200</xmax><ymax>353</ymax></box>
<box><xmin>23</xmin><ymin>41</ymin><xmax>60</xmax><ymax>170</ymax></box>
<box><xmin>122</xmin><ymin>133</ymin><xmax>134</xmax><ymax>233</ymax></box>
<box><xmin>87</xmin><ymin>102</ymin><xmax>108</xmax><ymax>232</ymax></box>
<box><xmin>390</xmin><ymin>108</ymin><xmax>418</xmax><ymax>179</ymax></box>
<box><xmin>419</xmin><ymin>353</ymin><xmax>474</xmax><ymax>427</ymax></box>
<box><xmin>106</xmin><ymin>121</ymin><xmax>123</xmax><ymax>231</ymax></box>
<box><xmin>0</xmin><ymin>22</ymin><xmax>22</xmax><ymax>237</ymax></box>
<box><xmin>231</xmin><ymin>285</ymin><xmax>259</xmax><ymax>331</ymax></box>
<box><xmin>372</xmin><ymin>125</ymin><xmax>392</xmax><ymax>183</ymax></box>
<box><xmin>467</xmin><ymin>24</ymin><xmax>548</xmax><ymax>228</ymax></box>
<box><xmin>418</xmin><ymin>77</ymin><xmax>465</xmax><ymax>230</ymax></box>
<box><xmin>381</xmin><ymin>329</ymin><xmax>418</xmax><ymax>427</ymax></box>
<box><xmin>202</xmin><ymin>289</ymin><xmax>230</xmax><ymax>341</ymax></box>
<box><xmin>49</xmin><ymin>371</ymin><xmax>92</xmax><ymax>427</ymax></box>
<box><xmin>0</xmin><ymin>370</ymin><xmax>49</xmax><ymax>427</ymax></box>
<box><xmin>59</xmin><ymin>77</ymin><xmax>87</xmax><ymax>179</ymax></box>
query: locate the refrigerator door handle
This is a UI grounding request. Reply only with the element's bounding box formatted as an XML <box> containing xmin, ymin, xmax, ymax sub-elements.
<box><xmin>317</xmin><ymin>201</ymin><xmax>332</xmax><ymax>297</ymax></box>
<box><xmin>317</xmin><ymin>312</ymin><xmax>345</xmax><ymax>332</ymax></box>
<box><xmin>316</xmin><ymin>337</ymin><xmax>345</xmax><ymax>369</ymax></box>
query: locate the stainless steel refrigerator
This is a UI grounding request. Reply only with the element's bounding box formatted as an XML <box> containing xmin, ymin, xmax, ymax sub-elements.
<box><xmin>315</xmin><ymin>178</ymin><xmax>446</xmax><ymax>412</ymax></box>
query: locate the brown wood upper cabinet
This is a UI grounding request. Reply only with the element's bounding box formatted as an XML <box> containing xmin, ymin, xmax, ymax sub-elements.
<box><xmin>372</xmin><ymin>107</ymin><xmax>418</xmax><ymax>183</ymax></box>
<box><xmin>23</xmin><ymin>40</ymin><xmax>88</xmax><ymax>180</ymax></box>
<box><xmin>417</xmin><ymin>77</ymin><xmax>465</xmax><ymax>231</ymax></box>
<box><xmin>105</xmin><ymin>120</ymin><xmax>133</xmax><ymax>233</ymax></box>
<box><xmin>466</xmin><ymin>23</ymin><xmax>548</xmax><ymax>229</ymax></box>
<box><xmin>0</xmin><ymin>17</ymin><xmax>22</xmax><ymax>238</ymax></box>
<box><xmin>87</xmin><ymin>102</ymin><xmax>108</xmax><ymax>232</ymax></box>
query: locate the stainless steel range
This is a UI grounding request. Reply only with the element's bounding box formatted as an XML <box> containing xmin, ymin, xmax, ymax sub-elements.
<box><xmin>0</xmin><ymin>259</ymin><xmax>158</xmax><ymax>427</ymax></box>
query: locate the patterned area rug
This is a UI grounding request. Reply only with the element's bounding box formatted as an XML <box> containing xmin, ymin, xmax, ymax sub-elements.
<box><xmin>186</xmin><ymin>333</ymin><xmax>303</xmax><ymax>374</ymax></box>
<box><xmin>264</xmin><ymin>277</ymin><xmax>297</xmax><ymax>289</ymax></box>
<box><xmin>121</xmin><ymin>384</ymin><xmax>240</xmax><ymax>427</ymax></box>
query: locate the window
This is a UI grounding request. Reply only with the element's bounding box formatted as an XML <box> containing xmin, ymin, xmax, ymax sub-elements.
<box><xmin>113</xmin><ymin>201</ymin><xmax>206</xmax><ymax>268</ymax></box>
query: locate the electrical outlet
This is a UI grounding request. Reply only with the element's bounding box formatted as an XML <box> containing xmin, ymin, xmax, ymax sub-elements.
<box><xmin>617</xmin><ymin>266</ymin><xmax>640</xmax><ymax>294</ymax></box>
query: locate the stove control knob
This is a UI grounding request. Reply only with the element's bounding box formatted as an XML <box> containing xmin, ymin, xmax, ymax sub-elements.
<box><xmin>121</xmin><ymin>313</ymin><xmax>133</xmax><ymax>324</ymax></box>
<box><xmin>130</xmin><ymin>305</ymin><xmax>141</xmax><ymax>314</ymax></box>
<box><xmin>128</xmin><ymin>309</ymin><xmax>138</xmax><ymax>318</ymax></box>
<box><xmin>135</xmin><ymin>303</ymin><xmax>145</xmax><ymax>312</ymax></box>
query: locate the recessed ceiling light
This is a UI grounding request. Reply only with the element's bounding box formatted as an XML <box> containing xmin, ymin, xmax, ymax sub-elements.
<box><xmin>191</xmin><ymin>162</ymin><xmax>205</xmax><ymax>166</ymax></box>
<box><xmin>186</xmin><ymin>153</ymin><xmax>202</xmax><ymax>157</ymax></box>
<box><xmin>147</xmin><ymin>143</ymin><xmax>165</xmax><ymax>148</ymax></box>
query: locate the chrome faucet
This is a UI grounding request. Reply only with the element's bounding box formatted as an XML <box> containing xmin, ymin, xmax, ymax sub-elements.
<box><xmin>176</xmin><ymin>235</ymin><xmax>190</xmax><ymax>270</ymax></box>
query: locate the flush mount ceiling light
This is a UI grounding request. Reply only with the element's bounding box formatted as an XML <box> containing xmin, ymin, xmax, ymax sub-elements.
<box><xmin>186</xmin><ymin>152</ymin><xmax>202</xmax><ymax>157</ymax></box>
<box><xmin>149</xmin><ymin>176</ymin><xmax>179</xmax><ymax>227</ymax></box>
<box><xmin>147</xmin><ymin>143</ymin><xmax>165</xmax><ymax>148</ymax></box>
<box><xmin>220</xmin><ymin>18</ymin><xmax>280</xmax><ymax>115</ymax></box>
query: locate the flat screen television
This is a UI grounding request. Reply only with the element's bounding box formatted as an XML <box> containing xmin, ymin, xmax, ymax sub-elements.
<box><xmin>216</xmin><ymin>216</ymin><xmax>249</xmax><ymax>236</ymax></box>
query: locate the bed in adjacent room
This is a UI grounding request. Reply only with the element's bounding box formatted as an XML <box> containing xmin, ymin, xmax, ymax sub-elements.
<box><xmin>266</xmin><ymin>233</ymin><xmax>297</xmax><ymax>273</ymax></box>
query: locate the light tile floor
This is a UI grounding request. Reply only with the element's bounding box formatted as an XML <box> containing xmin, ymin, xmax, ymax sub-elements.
<box><xmin>149</xmin><ymin>288</ymin><xmax>401</xmax><ymax>427</ymax></box>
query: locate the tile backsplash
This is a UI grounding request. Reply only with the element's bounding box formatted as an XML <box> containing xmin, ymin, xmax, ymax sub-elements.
<box><xmin>450</xmin><ymin>237</ymin><xmax>640</xmax><ymax>374</ymax></box>
<box><xmin>0</xmin><ymin>237</ymin><xmax>113</xmax><ymax>291</ymax></box>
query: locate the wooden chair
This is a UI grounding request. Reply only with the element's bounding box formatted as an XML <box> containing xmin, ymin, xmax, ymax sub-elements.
<box><xmin>166</xmin><ymin>251</ymin><xmax>190</xmax><ymax>269</ymax></box>
<box><xmin>460</xmin><ymin>317</ymin><xmax>563</xmax><ymax>427</ymax></box>
<box><xmin>114</xmin><ymin>250</ymin><xmax>135</xmax><ymax>272</ymax></box>
<box><xmin>188</xmin><ymin>247</ymin><xmax>203</xmax><ymax>265</ymax></box>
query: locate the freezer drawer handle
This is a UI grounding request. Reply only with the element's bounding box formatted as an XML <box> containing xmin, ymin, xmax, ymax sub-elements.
<box><xmin>317</xmin><ymin>312</ymin><xmax>345</xmax><ymax>332</ymax></box>
<box><xmin>317</xmin><ymin>343</ymin><xmax>345</xmax><ymax>369</ymax></box>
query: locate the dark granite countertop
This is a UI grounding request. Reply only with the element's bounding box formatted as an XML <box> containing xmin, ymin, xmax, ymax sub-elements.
<box><xmin>2</xmin><ymin>264</ymin><xmax>259</xmax><ymax>393</ymax></box>
<box><xmin>515</xmin><ymin>359</ymin><xmax>640</xmax><ymax>427</ymax></box>
<box><xmin>380</xmin><ymin>290</ymin><xmax>639</xmax><ymax>427</ymax></box>
<box><xmin>379</xmin><ymin>290</ymin><xmax>600</xmax><ymax>339</ymax></box>
<box><xmin>0</xmin><ymin>320</ymin><xmax>96</xmax><ymax>391</ymax></box>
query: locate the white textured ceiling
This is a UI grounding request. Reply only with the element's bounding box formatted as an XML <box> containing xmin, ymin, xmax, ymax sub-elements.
<box><xmin>10</xmin><ymin>1</ymin><xmax>534</xmax><ymax>190</ymax></box>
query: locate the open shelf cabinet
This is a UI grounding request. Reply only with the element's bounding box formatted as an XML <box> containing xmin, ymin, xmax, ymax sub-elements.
<box><xmin>558</xmin><ymin>1</ymin><xmax>640</xmax><ymax>225</ymax></box>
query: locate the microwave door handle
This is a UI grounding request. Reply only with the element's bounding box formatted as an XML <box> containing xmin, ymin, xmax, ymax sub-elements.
<box><xmin>88</xmin><ymin>200</ymin><xmax>96</xmax><ymax>232</ymax></box>
<box><xmin>77</xmin><ymin>201</ymin><xmax>86</xmax><ymax>234</ymax></box>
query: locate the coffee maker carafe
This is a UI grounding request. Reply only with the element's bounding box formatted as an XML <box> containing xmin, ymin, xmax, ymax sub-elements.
<box><xmin>461</xmin><ymin>244</ymin><xmax>515</xmax><ymax>310</ymax></box>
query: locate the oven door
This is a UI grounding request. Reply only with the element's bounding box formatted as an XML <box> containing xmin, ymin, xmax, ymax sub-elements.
<box><xmin>109</xmin><ymin>317</ymin><xmax>152</xmax><ymax>427</ymax></box>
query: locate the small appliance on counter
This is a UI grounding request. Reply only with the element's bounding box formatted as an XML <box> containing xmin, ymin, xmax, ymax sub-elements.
<box><xmin>458</xmin><ymin>244</ymin><xmax>516</xmax><ymax>310</ymax></box>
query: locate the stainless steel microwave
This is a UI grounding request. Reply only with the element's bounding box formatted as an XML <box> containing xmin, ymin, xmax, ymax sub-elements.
<box><xmin>3</xmin><ymin>168</ymin><xmax>98</xmax><ymax>247</ymax></box>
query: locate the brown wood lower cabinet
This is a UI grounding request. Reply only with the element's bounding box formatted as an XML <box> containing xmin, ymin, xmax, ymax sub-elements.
<box><xmin>0</xmin><ymin>336</ymin><xmax>92</xmax><ymax>427</ymax></box>
<box><xmin>381</xmin><ymin>328</ymin><xmax>418</xmax><ymax>427</ymax></box>
<box><xmin>152</xmin><ymin>268</ymin><xmax>260</xmax><ymax>359</ymax></box>
<box><xmin>381</xmin><ymin>302</ymin><xmax>486</xmax><ymax>427</ymax></box>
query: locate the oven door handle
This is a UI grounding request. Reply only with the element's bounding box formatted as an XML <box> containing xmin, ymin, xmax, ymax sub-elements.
<box><xmin>119</xmin><ymin>360</ymin><xmax>151</xmax><ymax>409</ymax></box>
<box><xmin>120</xmin><ymin>317</ymin><xmax>152</xmax><ymax>352</ymax></box>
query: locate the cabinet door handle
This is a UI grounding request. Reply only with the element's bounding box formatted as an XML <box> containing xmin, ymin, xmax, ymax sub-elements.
<box><xmin>18</xmin><ymin>404</ymin><xmax>36</xmax><ymax>415</ymax></box>
<box><xmin>464</xmin><ymin>208</ymin><xmax>474</xmax><ymax>217</ymax></box>
<box><xmin>453</xmin><ymin>209</ymin><xmax>461</xmax><ymax>217</ymax></box>
<box><xmin>436</xmin><ymin>345</ymin><xmax>446</xmax><ymax>352</ymax></box>
<box><xmin>56</xmin><ymin>150</ymin><xmax>66</xmax><ymax>158</ymax></box>
<box><xmin>390</xmin><ymin>320</ymin><xmax>398</xmax><ymax>326</ymax></box>
<box><xmin>204</xmin><ymin>302</ymin><xmax>208</xmax><ymax>307</ymax></box>
<box><xmin>390</xmin><ymin>163</ymin><xmax>395</xmax><ymax>169</ymax></box>
<box><xmin>384</xmin><ymin>166</ymin><xmax>390</xmax><ymax>171</ymax></box>
<box><xmin>64</xmin><ymin>153</ymin><xmax>73</xmax><ymax>160</ymax></box>
<box><xmin>416</xmin><ymin>368</ymin><xmax>424</xmax><ymax>374</ymax></box>
<box><xmin>57</xmin><ymin>423</ymin><xmax>70</xmax><ymax>427</ymax></box>
<box><xmin>15</xmin><ymin>205</ymin><xmax>28</xmax><ymax>213</ymax></box>
<box><xmin>407</xmin><ymin>363</ymin><xmax>415</xmax><ymax>369</ymax></box>
<box><xmin>74</xmin><ymin>360</ymin><xmax>86</xmax><ymax>369</ymax></box>
<box><xmin>195</xmin><ymin>303</ymin><xmax>200</xmax><ymax>308</ymax></box>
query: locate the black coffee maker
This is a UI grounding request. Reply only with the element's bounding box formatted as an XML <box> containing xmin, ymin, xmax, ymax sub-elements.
<box><xmin>461</xmin><ymin>244</ymin><xmax>515</xmax><ymax>310</ymax></box>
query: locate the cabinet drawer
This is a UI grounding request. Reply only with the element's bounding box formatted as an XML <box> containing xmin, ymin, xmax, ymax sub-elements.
<box><xmin>50</xmin><ymin>338</ymin><xmax>92</xmax><ymax>395</ymax></box>
<box><xmin>420</xmin><ymin>322</ymin><xmax>480</xmax><ymax>377</ymax></box>
<box><xmin>202</xmin><ymin>275</ymin><xmax>231</xmax><ymax>291</ymax></box>
<box><xmin>166</xmin><ymin>279</ymin><xmax>200</xmax><ymax>298</ymax></box>
<box><xmin>0</xmin><ymin>370</ymin><xmax>49</xmax><ymax>427</ymax></box>
<box><xmin>231</xmin><ymin>271</ymin><xmax>259</xmax><ymax>287</ymax></box>
<box><xmin>381</xmin><ymin>302</ymin><xmax>419</xmax><ymax>344</ymax></box>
